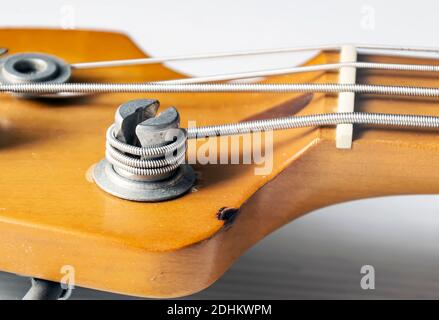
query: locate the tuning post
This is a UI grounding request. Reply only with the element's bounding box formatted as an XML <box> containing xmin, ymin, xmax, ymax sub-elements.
<box><xmin>93</xmin><ymin>99</ymin><xmax>195</xmax><ymax>202</ymax></box>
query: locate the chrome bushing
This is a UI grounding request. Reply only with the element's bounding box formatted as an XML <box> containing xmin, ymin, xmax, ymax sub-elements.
<box><xmin>0</xmin><ymin>52</ymin><xmax>71</xmax><ymax>84</ymax></box>
<box><xmin>93</xmin><ymin>160</ymin><xmax>195</xmax><ymax>202</ymax></box>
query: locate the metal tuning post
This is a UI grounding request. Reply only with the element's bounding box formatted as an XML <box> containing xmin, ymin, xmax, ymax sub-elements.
<box><xmin>93</xmin><ymin>99</ymin><xmax>196</xmax><ymax>202</ymax></box>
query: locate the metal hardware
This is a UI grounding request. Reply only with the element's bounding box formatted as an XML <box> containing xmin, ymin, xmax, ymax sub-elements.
<box><xmin>2</xmin><ymin>43</ymin><xmax>439</xmax><ymax>97</ymax></box>
<box><xmin>70</xmin><ymin>44</ymin><xmax>340</xmax><ymax>69</ymax></box>
<box><xmin>187</xmin><ymin>112</ymin><xmax>439</xmax><ymax>138</ymax></box>
<box><xmin>93</xmin><ymin>99</ymin><xmax>195</xmax><ymax>202</ymax></box>
<box><xmin>160</xmin><ymin>61</ymin><xmax>439</xmax><ymax>84</ymax></box>
<box><xmin>94</xmin><ymin>105</ymin><xmax>439</xmax><ymax>202</ymax></box>
<box><xmin>70</xmin><ymin>43</ymin><xmax>439</xmax><ymax>70</ymax></box>
<box><xmin>3</xmin><ymin>82</ymin><xmax>439</xmax><ymax>97</ymax></box>
<box><xmin>22</xmin><ymin>278</ymin><xmax>65</xmax><ymax>300</ymax></box>
<box><xmin>95</xmin><ymin>109</ymin><xmax>439</xmax><ymax>200</ymax></box>
<box><xmin>0</xmin><ymin>52</ymin><xmax>71</xmax><ymax>84</ymax></box>
<box><xmin>0</xmin><ymin>48</ymin><xmax>7</xmax><ymax>56</ymax></box>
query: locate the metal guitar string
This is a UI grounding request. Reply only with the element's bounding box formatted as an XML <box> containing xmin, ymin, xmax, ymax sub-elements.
<box><xmin>2</xmin><ymin>82</ymin><xmax>439</xmax><ymax>97</ymax></box>
<box><xmin>187</xmin><ymin>112</ymin><xmax>439</xmax><ymax>138</ymax></box>
<box><xmin>160</xmin><ymin>61</ymin><xmax>439</xmax><ymax>84</ymax></box>
<box><xmin>4</xmin><ymin>80</ymin><xmax>439</xmax><ymax>175</ymax></box>
<box><xmin>6</xmin><ymin>59</ymin><xmax>439</xmax><ymax>86</ymax></box>
<box><xmin>105</xmin><ymin>112</ymin><xmax>439</xmax><ymax>176</ymax></box>
<box><xmin>105</xmin><ymin>124</ymin><xmax>187</xmax><ymax>176</ymax></box>
<box><xmin>67</xmin><ymin>43</ymin><xmax>439</xmax><ymax>84</ymax></box>
<box><xmin>4</xmin><ymin>44</ymin><xmax>439</xmax><ymax>87</ymax></box>
<box><xmin>70</xmin><ymin>43</ymin><xmax>439</xmax><ymax>69</ymax></box>
<box><xmin>5</xmin><ymin>44</ymin><xmax>439</xmax><ymax>179</ymax></box>
<box><xmin>70</xmin><ymin>44</ymin><xmax>340</xmax><ymax>69</ymax></box>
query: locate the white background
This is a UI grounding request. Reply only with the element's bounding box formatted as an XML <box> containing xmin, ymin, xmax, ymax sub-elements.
<box><xmin>1</xmin><ymin>0</ymin><xmax>439</xmax><ymax>299</ymax></box>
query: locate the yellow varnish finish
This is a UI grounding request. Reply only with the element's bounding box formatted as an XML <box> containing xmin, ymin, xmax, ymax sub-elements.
<box><xmin>0</xmin><ymin>29</ymin><xmax>438</xmax><ymax>297</ymax></box>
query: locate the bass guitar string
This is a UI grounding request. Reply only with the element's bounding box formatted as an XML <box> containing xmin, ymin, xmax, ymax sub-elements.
<box><xmin>70</xmin><ymin>43</ymin><xmax>439</xmax><ymax>70</ymax></box>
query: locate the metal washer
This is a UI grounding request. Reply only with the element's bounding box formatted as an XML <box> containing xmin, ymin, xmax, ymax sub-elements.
<box><xmin>93</xmin><ymin>160</ymin><xmax>196</xmax><ymax>202</ymax></box>
<box><xmin>0</xmin><ymin>52</ymin><xmax>71</xmax><ymax>84</ymax></box>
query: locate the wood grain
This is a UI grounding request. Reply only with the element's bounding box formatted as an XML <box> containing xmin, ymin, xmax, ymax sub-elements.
<box><xmin>0</xmin><ymin>29</ymin><xmax>438</xmax><ymax>297</ymax></box>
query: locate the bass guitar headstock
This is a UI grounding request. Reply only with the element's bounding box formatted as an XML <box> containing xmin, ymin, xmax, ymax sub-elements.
<box><xmin>1</xmin><ymin>29</ymin><xmax>439</xmax><ymax>298</ymax></box>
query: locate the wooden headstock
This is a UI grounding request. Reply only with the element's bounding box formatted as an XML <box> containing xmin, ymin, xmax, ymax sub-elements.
<box><xmin>1</xmin><ymin>29</ymin><xmax>439</xmax><ymax>298</ymax></box>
